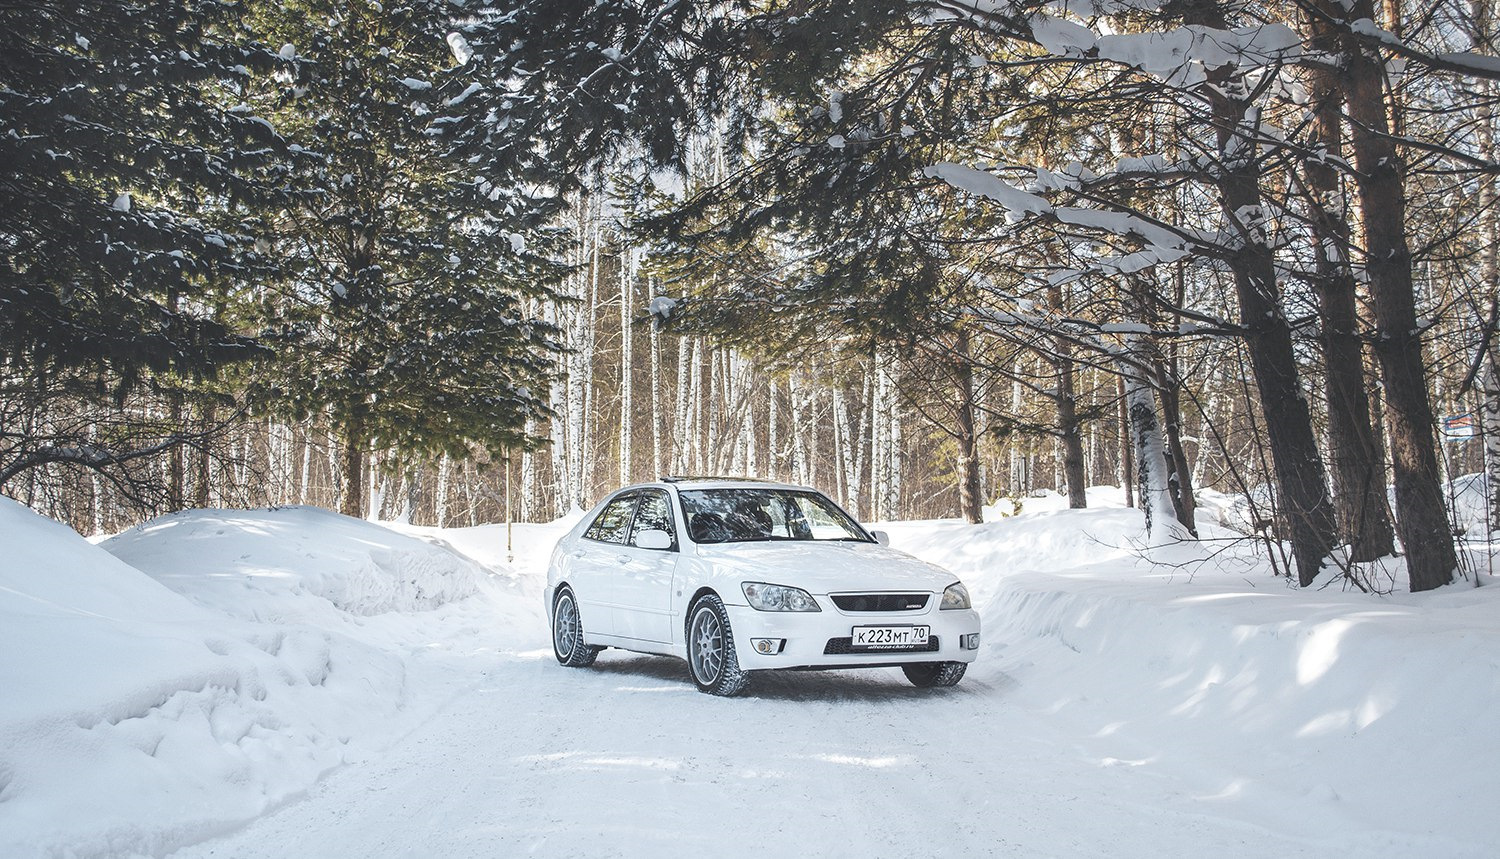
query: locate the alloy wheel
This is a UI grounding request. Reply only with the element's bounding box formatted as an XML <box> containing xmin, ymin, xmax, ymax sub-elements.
<box><xmin>554</xmin><ymin>593</ymin><xmax>579</xmax><ymax>659</ymax></box>
<box><xmin>690</xmin><ymin>606</ymin><xmax>723</xmax><ymax>684</ymax></box>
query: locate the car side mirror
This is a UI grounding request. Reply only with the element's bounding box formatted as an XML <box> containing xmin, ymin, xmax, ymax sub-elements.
<box><xmin>869</xmin><ymin>529</ymin><xmax>890</xmax><ymax>546</ymax></box>
<box><xmin>634</xmin><ymin>529</ymin><xmax>673</xmax><ymax>550</ymax></box>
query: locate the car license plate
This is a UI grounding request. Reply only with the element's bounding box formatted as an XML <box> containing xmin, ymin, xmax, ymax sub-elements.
<box><xmin>851</xmin><ymin>625</ymin><xmax>929</xmax><ymax>649</ymax></box>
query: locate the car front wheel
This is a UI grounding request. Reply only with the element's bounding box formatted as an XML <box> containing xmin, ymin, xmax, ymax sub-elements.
<box><xmin>686</xmin><ymin>594</ymin><xmax>749</xmax><ymax>696</ymax></box>
<box><xmin>552</xmin><ymin>587</ymin><xmax>599</xmax><ymax>667</ymax></box>
<box><xmin>902</xmin><ymin>661</ymin><xmax>966</xmax><ymax>688</ymax></box>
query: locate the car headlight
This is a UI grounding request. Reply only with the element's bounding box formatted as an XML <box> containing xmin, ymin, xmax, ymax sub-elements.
<box><xmin>741</xmin><ymin>582</ymin><xmax>821</xmax><ymax>612</ymax></box>
<box><xmin>940</xmin><ymin>582</ymin><xmax>971</xmax><ymax>610</ymax></box>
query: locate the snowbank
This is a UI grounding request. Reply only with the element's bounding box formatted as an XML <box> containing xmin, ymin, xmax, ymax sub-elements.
<box><xmin>103</xmin><ymin>506</ymin><xmax>486</xmax><ymax>618</ymax></box>
<box><xmin>1441</xmin><ymin>472</ymin><xmax>1494</xmax><ymax>536</ymax></box>
<box><xmin>884</xmin><ymin>503</ymin><xmax>1500</xmax><ymax>855</ymax></box>
<box><xmin>0</xmin><ymin>500</ymin><xmax>499</xmax><ymax>859</ymax></box>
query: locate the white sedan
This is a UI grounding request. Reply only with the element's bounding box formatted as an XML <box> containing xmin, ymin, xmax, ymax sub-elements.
<box><xmin>544</xmin><ymin>478</ymin><xmax>981</xmax><ymax>696</ymax></box>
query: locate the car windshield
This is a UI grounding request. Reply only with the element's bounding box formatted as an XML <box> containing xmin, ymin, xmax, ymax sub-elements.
<box><xmin>678</xmin><ymin>488</ymin><xmax>872</xmax><ymax>544</ymax></box>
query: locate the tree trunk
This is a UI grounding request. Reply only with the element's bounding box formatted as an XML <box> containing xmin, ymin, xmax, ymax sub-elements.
<box><xmin>767</xmin><ymin>378</ymin><xmax>780</xmax><ymax>481</ymax></box>
<box><xmin>1185</xmin><ymin>0</ymin><xmax>1336</xmax><ymax>583</ymax></box>
<box><xmin>1009</xmin><ymin>376</ymin><xmax>1027</xmax><ymax>496</ymax></box>
<box><xmin>1343</xmin><ymin>0</ymin><xmax>1458</xmax><ymax>590</ymax></box>
<box><xmin>789</xmin><ymin>374</ymin><xmax>810</xmax><ymax>486</ymax></box>
<box><xmin>435</xmin><ymin>453</ymin><xmax>451</xmax><ymax>528</ymax></box>
<box><xmin>1155</xmin><ymin>359</ymin><xmax>1197</xmax><ymax>535</ymax></box>
<box><xmin>548</xmin><ymin>287</ymin><xmax>568</xmax><ymax>517</ymax></box>
<box><xmin>88</xmin><ymin>424</ymin><xmax>104</xmax><ymax>535</ymax></box>
<box><xmin>167</xmin><ymin>392</ymin><xmax>185</xmax><ymax>511</ymax></box>
<box><xmin>1469</xmin><ymin>0</ymin><xmax>1500</xmax><ymax>532</ymax></box>
<box><xmin>708</xmin><ymin>346</ymin><xmax>724</xmax><ymax>473</ymax></box>
<box><xmin>690</xmin><ymin>338</ymin><xmax>705</xmax><ymax>474</ymax></box>
<box><xmin>1304</xmin><ymin>1</ymin><xmax>1396</xmax><ymax>561</ymax></box>
<box><xmin>807</xmin><ymin>386</ymin><xmax>822</xmax><ymax>490</ymax></box>
<box><xmin>521</xmin><ymin>416</ymin><xmax>537</xmax><ymax>522</ymax></box>
<box><xmin>871</xmin><ymin>356</ymin><xmax>896</xmax><ymax>519</ymax></box>
<box><xmin>619</xmin><ymin>250</ymin><xmax>634</xmax><ymax>486</ymax></box>
<box><xmin>833</xmin><ymin>385</ymin><xmax>856</xmax><ymax>511</ymax></box>
<box><xmin>340</xmin><ymin>419</ymin><xmax>364</xmax><ymax>518</ymax></box>
<box><xmin>297</xmin><ymin>430</ymin><xmax>311</xmax><ymax>505</ymax></box>
<box><xmin>1485</xmin><ymin>360</ymin><xmax>1500</xmax><ymax>530</ymax></box>
<box><xmin>674</xmin><ymin>335</ymin><xmax>690</xmax><ymax>475</ymax></box>
<box><xmin>194</xmin><ymin>401</ymin><xmax>214</xmax><ymax>509</ymax></box>
<box><xmin>882</xmin><ymin>353</ymin><xmax>901</xmax><ymax>519</ymax></box>
<box><xmin>324</xmin><ymin>421</ymin><xmax>342</xmax><ymax>509</ymax></box>
<box><xmin>1053</xmin><ymin>340</ymin><xmax>1087</xmax><ymax>510</ymax></box>
<box><xmin>370</xmin><ymin>459</ymin><xmax>388</xmax><ymax>521</ymax></box>
<box><xmin>954</xmin><ymin>330</ymin><xmax>984</xmax><ymax>523</ymax></box>
<box><xmin>1118</xmin><ymin>374</ymin><xmax>1134</xmax><ymax>508</ymax></box>
<box><xmin>1161</xmin><ymin>269</ymin><xmax>1196</xmax><ymax>533</ymax></box>
<box><xmin>567</xmin><ymin>260</ymin><xmax>592</xmax><ymax>509</ymax></box>
<box><xmin>647</xmin><ymin>276</ymin><xmax>664</xmax><ymax>480</ymax></box>
<box><xmin>1121</xmin><ymin>338</ymin><xmax>1179</xmax><ymax>542</ymax></box>
<box><xmin>856</xmin><ymin>367</ymin><xmax>871</xmax><ymax>517</ymax></box>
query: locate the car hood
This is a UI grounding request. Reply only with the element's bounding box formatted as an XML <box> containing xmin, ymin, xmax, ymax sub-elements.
<box><xmin>692</xmin><ymin>540</ymin><xmax>959</xmax><ymax>593</ymax></box>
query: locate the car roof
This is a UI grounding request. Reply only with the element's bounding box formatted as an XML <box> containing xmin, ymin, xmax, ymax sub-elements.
<box><xmin>622</xmin><ymin>477</ymin><xmax>816</xmax><ymax>493</ymax></box>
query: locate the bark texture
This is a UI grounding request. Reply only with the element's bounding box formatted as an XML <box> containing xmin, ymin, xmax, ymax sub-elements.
<box><xmin>1303</xmin><ymin>5</ymin><xmax>1397</xmax><ymax>560</ymax></box>
<box><xmin>1343</xmin><ymin>0</ymin><xmax>1458</xmax><ymax>590</ymax></box>
<box><xmin>1185</xmin><ymin>0</ymin><xmax>1337</xmax><ymax>583</ymax></box>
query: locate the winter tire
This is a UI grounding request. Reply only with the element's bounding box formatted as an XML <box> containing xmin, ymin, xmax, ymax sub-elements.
<box><xmin>686</xmin><ymin>594</ymin><xmax>750</xmax><ymax>696</ymax></box>
<box><xmin>552</xmin><ymin>587</ymin><xmax>599</xmax><ymax>667</ymax></box>
<box><xmin>902</xmin><ymin>661</ymin><xmax>966</xmax><ymax>688</ymax></box>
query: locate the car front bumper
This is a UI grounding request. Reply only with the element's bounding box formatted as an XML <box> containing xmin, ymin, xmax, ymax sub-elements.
<box><xmin>723</xmin><ymin>601</ymin><xmax>981</xmax><ymax>671</ymax></box>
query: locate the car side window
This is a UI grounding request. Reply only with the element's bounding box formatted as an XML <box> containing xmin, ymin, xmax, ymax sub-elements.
<box><xmin>628</xmin><ymin>490</ymin><xmax>676</xmax><ymax>550</ymax></box>
<box><xmin>584</xmin><ymin>494</ymin><xmax>637</xmax><ymax>544</ymax></box>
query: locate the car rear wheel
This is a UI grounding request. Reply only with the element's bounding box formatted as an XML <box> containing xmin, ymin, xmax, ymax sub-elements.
<box><xmin>902</xmin><ymin>661</ymin><xmax>966</xmax><ymax>688</ymax></box>
<box><xmin>552</xmin><ymin>587</ymin><xmax>599</xmax><ymax>667</ymax></box>
<box><xmin>686</xmin><ymin>594</ymin><xmax>749</xmax><ymax>696</ymax></box>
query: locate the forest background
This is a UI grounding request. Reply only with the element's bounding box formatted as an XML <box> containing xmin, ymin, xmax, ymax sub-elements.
<box><xmin>6</xmin><ymin>0</ymin><xmax>1500</xmax><ymax>593</ymax></box>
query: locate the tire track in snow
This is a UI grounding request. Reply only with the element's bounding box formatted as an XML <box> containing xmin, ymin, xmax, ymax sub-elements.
<box><xmin>167</xmin><ymin>645</ymin><xmax>1330</xmax><ymax>859</ymax></box>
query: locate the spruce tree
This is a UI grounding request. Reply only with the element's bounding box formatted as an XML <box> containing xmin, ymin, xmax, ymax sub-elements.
<box><xmin>244</xmin><ymin>0</ymin><xmax>562</xmax><ymax>517</ymax></box>
<box><xmin>0</xmin><ymin>0</ymin><xmax>293</xmax><ymax>502</ymax></box>
<box><xmin>0</xmin><ymin>0</ymin><xmax>287</xmax><ymax>379</ymax></box>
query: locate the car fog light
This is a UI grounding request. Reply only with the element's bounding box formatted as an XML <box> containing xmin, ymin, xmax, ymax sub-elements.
<box><xmin>751</xmin><ymin>638</ymin><xmax>785</xmax><ymax>655</ymax></box>
<box><xmin>961</xmin><ymin>633</ymin><xmax>981</xmax><ymax>650</ymax></box>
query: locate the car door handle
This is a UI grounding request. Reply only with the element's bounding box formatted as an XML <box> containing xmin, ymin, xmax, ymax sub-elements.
<box><xmin>570</xmin><ymin>550</ymin><xmax>586</xmax><ymax>559</ymax></box>
<box><xmin>616</xmin><ymin>554</ymin><xmax>631</xmax><ymax>564</ymax></box>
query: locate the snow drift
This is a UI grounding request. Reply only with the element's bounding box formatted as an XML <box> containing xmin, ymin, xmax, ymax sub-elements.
<box><xmin>886</xmin><ymin>496</ymin><xmax>1500</xmax><ymax>855</ymax></box>
<box><xmin>0</xmin><ymin>500</ymin><xmax>493</xmax><ymax>859</ymax></box>
<box><xmin>103</xmin><ymin>505</ymin><xmax>486</xmax><ymax>618</ymax></box>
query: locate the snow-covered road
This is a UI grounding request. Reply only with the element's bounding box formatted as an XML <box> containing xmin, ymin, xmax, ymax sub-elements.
<box><xmin>168</xmin><ymin>639</ymin><xmax>1335</xmax><ymax>859</ymax></box>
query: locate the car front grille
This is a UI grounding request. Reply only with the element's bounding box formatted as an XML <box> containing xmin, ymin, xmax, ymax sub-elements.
<box><xmin>830</xmin><ymin>593</ymin><xmax>930</xmax><ymax>612</ymax></box>
<box><xmin>823</xmin><ymin>636</ymin><xmax>941</xmax><ymax>655</ymax></box>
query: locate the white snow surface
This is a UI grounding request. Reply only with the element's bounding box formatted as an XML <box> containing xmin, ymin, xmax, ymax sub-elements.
<box><xmin>2</xmin><ymin>490</ymin><xmax>1498</xmax><ymax>858</ymax></box>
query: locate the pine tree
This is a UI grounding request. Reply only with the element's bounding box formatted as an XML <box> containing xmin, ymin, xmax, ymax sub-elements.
<box><xmin>0</xmin><ymin>0</ymin><xmax>291</xmax><ymax>499</ymax></box>
<box><xmin>0</xmin><ymin>0</ymin><xmax>287</xmax><ymax>376</ymax></box>
<box><xmin>243</xmin><ymin>0</ymin><xmax>562</xmax><ymax>517</ymax></box>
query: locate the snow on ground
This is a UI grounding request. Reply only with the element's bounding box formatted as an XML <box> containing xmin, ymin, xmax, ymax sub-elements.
<box><xmin>0</xmin><ymin>500</ymin><xmax>563</xmax><ymax>859</ymax></box>
<box><xmin>2</xmin><ymin>490</ymin><xmax>1497</xmax><ymax>858</ymax></box>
